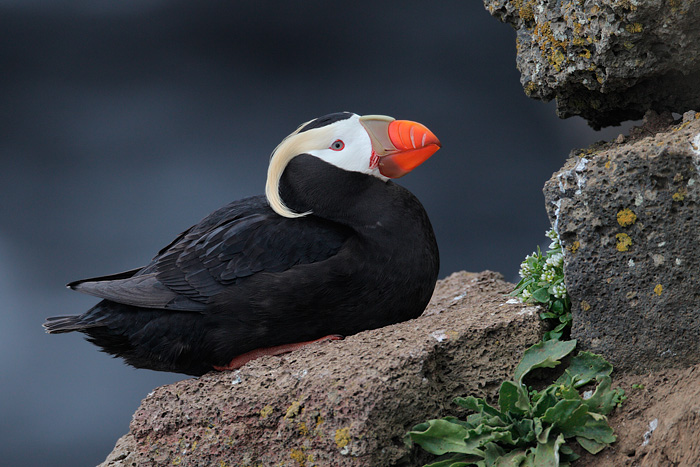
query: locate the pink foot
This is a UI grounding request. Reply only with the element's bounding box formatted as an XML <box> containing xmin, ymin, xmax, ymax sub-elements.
<box><xmin>213</xmin><ymin>334</ymin><xmax>344</xmax><ymax>371</ymax></box>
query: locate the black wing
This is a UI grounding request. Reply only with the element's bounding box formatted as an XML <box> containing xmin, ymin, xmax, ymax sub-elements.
<box><xmin>69</xmin><ymin>195</ymin><xmax>351</xmax><ymax>311</ymax></box>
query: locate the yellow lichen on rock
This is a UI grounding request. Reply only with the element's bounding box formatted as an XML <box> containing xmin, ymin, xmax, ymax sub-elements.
<box><xmin>654</xmin><ymin>284</ymin><xmax>663</xmax><ymax>296</ymax></box>
<box><xmin>289</xmin><ymin>448</ymin><xmax>313</xmax><ymax>467</ymax></box>
<box><xmin>616</xmin><ymin>233</ymin><xmax>632</xmax><ymax>252</ymax></box>
<box><xmin>616</xmin><ymin>208</ymin><xmax>637</xmax><ymax>226</ymax></box>
<box><xmin>524</xmin><ymin>81</ymin><xmax>538</xmax><ymax>96</ymax></box>
<box><xmin>672</xmin><ymin>188</ymin><xmax>687</xmax><ymax>201</ymax></box>
<box><xmin>567</xmin><ymin>240</ymin><xmax>580</xmax><ymax>253</ymax></box>
<box><xmin>260</xmin><ymin>405</ymin><xmax>274</xmax><ymax>418</ymax></box>
<box><xmin>625</xmin><ymin>22</ymin><xmax>643</xmax><ymax>33</ymax></box>
<box><xmin>334</xmin><ymin>427</ymin><xmax>351</xmax><ymax>449</ymax></box>
<box><xmin>520</xmin><ymin>3</ymin><xmax>535</xmax><ymax>21</ymax></box>
<box><xmin>285</xmin><ymin>400</ymin><xmax>303</xmax><ymax>420</ymax></box>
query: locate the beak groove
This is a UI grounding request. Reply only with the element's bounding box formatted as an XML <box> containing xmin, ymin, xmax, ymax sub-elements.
<box><xmin>360</xmin><ymin>115</ymin><xmax>441</xmax><ymax>178</ymax></box>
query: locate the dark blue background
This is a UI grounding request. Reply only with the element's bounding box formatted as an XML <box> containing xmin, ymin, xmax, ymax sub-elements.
<box><xmin>0</xmin><ymin>1</ymin><xmax>633</xmax><ymax>465</ymax></box>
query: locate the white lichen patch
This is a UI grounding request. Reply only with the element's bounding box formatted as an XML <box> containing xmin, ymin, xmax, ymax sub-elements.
<box><xmin>505</xmin><ymin>298</ymin><xmax>522</xmax><ymax>305</ymax></box>
<box><xmin>691</xmin><ymin>133</ymin><xmax>700</xmax><ymax>175</ymax></box>
<box><xmin>430</xmin><ymin>330</ymin><xmax>448</xmax><ymax>342</ymax></box>
<box><xmin>692</xmin><ymin>132</ymin><xmax>700</xmax><ymax>155</ymax></box>
<box><xmin>452</xmin><ymin>292</ymin><xmax>467</xmax><ymax>302</ymax></box>
<box><xmin>642</xmin><ymin>418</ymin><xmax>658</xmax><ymax>447</ymax></box>
<box><xmin>676</xmin><ymin>258</ymin><xmax>683</xmax><ymax>266</ymax></box>
<box><xmin>551</xmin><ymin>199</ymin><xmax>562</xmax><ymax>232</ymax></box>
<box><xmin>574</xmin><ymin>157</ymin><xmax>589</xmax><ymax>195</ymax></box>
<box><xmin>628</xmin><ymin>259</ymin><xmax>635</xmax><ymax>267</ymax></box>
<box><xmin>556</xmin><ymin>158</ymin><xmax>589</xmax><ymax>195</ymax></box>
<box><xmin>517</xmin><ymin>306</ymin><xmax>539</xmax><ymax>316</ymax></box>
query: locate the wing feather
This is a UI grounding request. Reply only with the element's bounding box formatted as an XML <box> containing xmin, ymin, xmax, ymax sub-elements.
<box><xmin>69</xmin><ymin>195</ymin><xmax>350</xmax><ymax>312</ymax></box>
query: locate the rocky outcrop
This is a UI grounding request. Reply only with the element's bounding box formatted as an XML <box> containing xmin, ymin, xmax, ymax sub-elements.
<box><xmin>483</xmin><ymin>0</ymin><xmax>700</xmax><ymax>128</ymax></box>
<box><xmin>100</xmin><ymin>271</ymin><xmax>544</xmax><ymax>466</ymax></box>
<box><xmin>544</xmin><ymin>111</ymin><xmax>700</xmax><ymax>373</ymax></box>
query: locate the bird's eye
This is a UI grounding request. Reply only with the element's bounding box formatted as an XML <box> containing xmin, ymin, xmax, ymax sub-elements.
<box><xmin>330</xmin><ymin>140</ymin><xmax>345</xmax><ymax>151</ymax></box>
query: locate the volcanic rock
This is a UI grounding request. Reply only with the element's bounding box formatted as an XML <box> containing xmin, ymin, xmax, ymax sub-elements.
<box><xmin>483</xmin><ymin>0</ymin><xmax>700</xmax><ymax>128</ymax></box>
<box><xmin>544</xmin><ymin>111</ymin><xmax>700</xmax><ymax>372</ymax></box>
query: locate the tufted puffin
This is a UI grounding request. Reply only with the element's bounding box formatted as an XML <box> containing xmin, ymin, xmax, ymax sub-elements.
<box><xmin>43</xmin><ymin>112</ymin><xmax>441</xmax><ymax>376</ymax></box>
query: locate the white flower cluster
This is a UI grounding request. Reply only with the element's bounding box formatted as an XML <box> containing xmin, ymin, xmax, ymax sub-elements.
<box><xmin>546</xmin><ymin>228</ymin><xmax>560</xmax><ymax>250</ymax></box>
<box><xmin>541</xmin><ymin>230</ymin><xmax>564</xmax><ymax>283</ymax></box>
<box><xmin>546</xmin><ymin>253</ymin><xmax>564</xmax><ymax>268</ymax></box>
<box><xmin>518</xmin><ymin>252</ymin><xmax>537</xmax><ymax>278</ymax></box>
<box><xmin>551</xmin><ymin>283</ymin><xmax>567</xmax><ymax>299</ymax></box>
<box><xmin>540</xmin><ymin>269</ymin><xmax>556</xmax><ymax>282</ymax></box>
<box><xmin>545</xmin><ymin>228</ymin><xmax>559</xmax><ymax>241</ymax></box>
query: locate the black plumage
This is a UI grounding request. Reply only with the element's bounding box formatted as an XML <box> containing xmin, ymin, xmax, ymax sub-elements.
<box><xmin>44</xmin><ymin>113</ymin><xmax>440</xmax><ymax>375</ymax></box>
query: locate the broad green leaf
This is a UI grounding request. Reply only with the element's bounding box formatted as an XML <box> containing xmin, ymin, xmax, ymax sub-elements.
<box><xmin>499</xmin><ymin>381</ymin><xmax>531</xmax><ymax>415</ymax></box>
<box><xmin>533</xmin><ymin>433</ymin><xmax>565</xmax><ymax>467</ymax></box>
<box><xmin>535</xmin><ymin>424</ymin><xmax>552</xmax><ymax>444</ymax></box>
<box><xmin>551</xmin><ymin>299</ymin><xmax>564</xmax><ymax>315</ymax></box>
<box><xmin>532</xmin><ymin>386</ymin><xmax>559</xmax><ymax>417</ymax></box>
<box><xmin>551</xmin><ymin>300</ymin><xmax>564</xmax><ymax>314</ymax></box>
<box><xmin>488</xmin><ymin>427</ymin><xmax>519</xmax><ymax>447</ymax></box>
<box><xmin>522</xmin><ymin>449</ymin><xmax>536</xmax><ymax>467</ymax></box>
<box><xmin>543</xmin><ymin>400</ymin><xmax>588</xmax><ymax>436</ymax></box>
<box><xmin>584</xmin><ymin>376</ymin><xmax>619</xmax><ymax>415</ymax></box>
<box><xmin>531</xmin><ymin>287</ymin><xmax>551</xmax><ymax>303</ymax></box>
<box><xmin>514</xmin><ymin>340</ymin><xmax>577</xmax><ymax>385</ymax></box>
<box><xmin>454</xmin><ymin>396</ymin><xmax>503</xmax><ymax>419</ymax></box>
<box><xmin>571</xmin><ymin>412</ymin><xmax>616</xmax><ymax>444</ymax></box>
<box><xmin>461</xmin><ymin>425</ymin><xmax>513</xmax><ymax>453</ymax></box>
<box><xmin>494</xmin><ymin>449</ymin><xmax>529</xmax><ymax>466</ymax></box>
<box><xmin>532</xmin><ymin>417</ymin><xmax>543</xmax><ymax>441</ymax></box>
<box><xmin>542</xmin><ymin>329</ymin><xmax>563</xmax><ymax>341</ymax></box>
<box><xmin>559</xmin><ymin>385</ymin><xmax>581</xmax><ymax>401</ymax></box>
<box><xmin>555</xmin><ymin>351</ymin><xmax>613</xmax><ymax>388</ymax></box>
<box><xmin>483</xmin><ymin>442</ymin><xmax>506</xmax><ymax>464</ymax></box>
<box><xmin>442</xmin><ymin>415</ymin><xmax>477</xmax><ymax>429</ymax></box>
<box><xmin>424</xmin><ymin>453</ymin><xmax>474</xmax><ymax>467</ymax></box>
<box><xmin>559</xmin><ymin>444</ymin><xmax>580</xmax><ymax>463</ymax></box>
<box><xmin>408</xmin><ymin>419</ymin><xmax>470</xmax><ymax>455</ymax></box>
<box><xmin>513</xmin><ymin>418</ymin><xmax>536</xmax><ymax>444</ymax></box>
<box><xmin>576</xmin><ymin>436</ymin><xmax>607</xmax><ymax>454</ymax></box>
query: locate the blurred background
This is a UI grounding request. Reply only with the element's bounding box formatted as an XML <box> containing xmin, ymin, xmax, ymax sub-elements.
<box><xmin>0</xmin><ymin>1</ymin><xmax>635</xmax><ymax>465</ymax></box>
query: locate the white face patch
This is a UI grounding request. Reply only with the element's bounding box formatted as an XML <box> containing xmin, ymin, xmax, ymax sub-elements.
<box><xmin>303</xmin><ymin>114</ymin><xmax>387</xmax><ymax>180</ymax></box>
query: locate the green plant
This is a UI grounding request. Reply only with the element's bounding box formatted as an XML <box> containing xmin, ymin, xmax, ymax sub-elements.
<box><xmin>407</xmin><ymin>339</ymin><xmax>625</xmax><ymax>467</ymax></box>
<box><xmin>512</xmin><ymin>229</ymin><xmax>571</xmax><ymax>340</ymax></box>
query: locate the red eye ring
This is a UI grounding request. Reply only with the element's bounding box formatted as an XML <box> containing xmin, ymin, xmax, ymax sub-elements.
<box><xmin>330</xmin><ymin>139</ymin><xmax>345</xmax><ymax>151</ymax></box>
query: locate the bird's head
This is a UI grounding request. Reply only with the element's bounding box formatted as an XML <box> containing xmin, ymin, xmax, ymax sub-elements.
<box><xmin>266</xmin><ymin>112</ymin><xmax>441</xmax><ymax>218</ymax></box>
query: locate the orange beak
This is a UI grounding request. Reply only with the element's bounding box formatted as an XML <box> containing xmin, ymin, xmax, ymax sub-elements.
<box><xmin>359</xmin><ymin>115</ymin><xmax>441</xmax><ymax>178</ymax></box>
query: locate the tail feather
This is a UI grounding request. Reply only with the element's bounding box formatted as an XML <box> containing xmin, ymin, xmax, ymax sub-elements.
<box><xmin>43</xmin><ymin>301</ymin><xmax>216</xmax><ymax>375</ymax></box>
<box><xmin>43</xmin><ymin>315</ymin><xmax>85</xmax><ymax>334</ymax></box>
